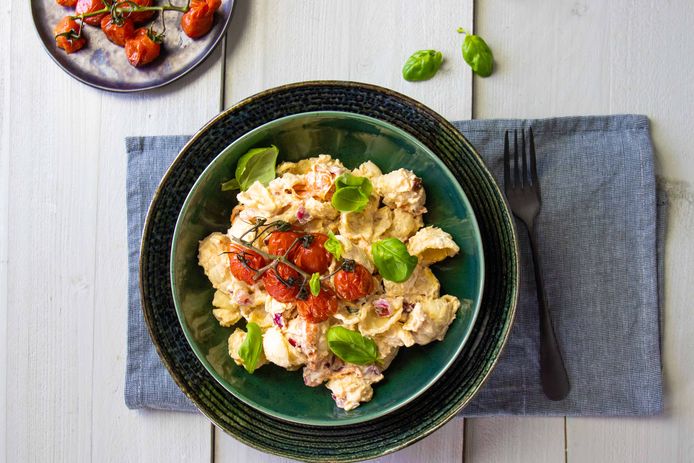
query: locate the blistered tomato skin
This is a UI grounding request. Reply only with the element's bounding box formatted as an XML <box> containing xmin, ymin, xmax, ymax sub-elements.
<box><xmin>75</xmin><ymin>0</ymin><xmax>107</xmax><ymax>26</ymax></box>
<box><xmin>101</xmin><ymin>15</ymin><xmax>135</xmax><ymax>47</ymax></box>
<box><xmin>180</xmin><ymin>0</ymin><xmax>222</xmax><ymax>38</ymax></box>
<box><xmin>56</xmin><ymin>0</ymin><xmax>78</xmax><ymax>7</ymax></box>
<box><xmin>124</xmin><ymin>28</ymin><xmax>161</xmax><ymax>67</ymax></box>
<box><xmin>262</xmin><ymin>264</ymin><xmax>301</xmax><ymax>303</ymax></box>
<box><xmin>297</xmin><ymin>287</ymin><xmax>338</xmax><ymax>323</ymax></box>
<box><xmin>292</xmin><ymin>233</ymin><xmax>332</xmax><ymax>274</ymax></box>
<box><xmin>54</xmin><ymin>17</ymin><xmax>87</xmax><ymax>54</ymax></box>
<box><xmin>227</xmin><ymin>245</ymin><xmax>266</xmax><ymax>285</ymax></box>
<box><xmin>267</xmin><ymin>231</ymin><xmax>302</xmax><ymax>257</ymax></box>
<box><xmin>117</xmin><ymin>0</ymin><xmax>156</xmax><ymax>24</ymax></box>
<box><xmin>334</xmin><ymin>263</ymin><xmax>373</xmax><ymax>301</ymax></box>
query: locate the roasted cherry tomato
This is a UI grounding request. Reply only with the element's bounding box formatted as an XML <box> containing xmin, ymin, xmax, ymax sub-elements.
<box><xmin>291</xmin><ymin>233</ymin><xmax>332</xmax><ymax>274</ymax></box>
<box><xmin>180</xmin><ymin>0</ymin><xmax>222</xmax><ymax>39</ymax></box>
<box><xmin>100</xmin><ymin>14</ymin><xmax>135</xmax><ymax>47</ymax></box>
<box><xmin>117</xmin><ymin>0</ymin><xmax>156</xmax><ymax>24</ymax></box>
<box><xmin>75</xmin><ymin>0</ymin><xmax>106</xmax><ymax>26</ymax></box>
<box><xmin>297</xmin><ymin>286</ymin><xmax>338</xmax><ymax>323</ymax></box>
<box><xmin>266</xmin><ymin>230</ymin><xmax>302</xmax><ymax>257</ymax></box>
<box><xmin>56</xmin><ymin>0</ymin><xmax>78</xmax><ymax>7</ymax></box>
<box><xmin>124</xmin><ymin>28</ymin><xmax>161</xmax><ymax>67</ymax></box>
<box><xmin>227</xmin><ymin>245</ymin><xmax>266</xmax><ymax>285</ymax></box>
<box><xmin>333</xmin><ymin>263</ymin><xmax>373</xmax><ymax>301</ymax></box>
<box><xmin>54</xmin><ymin>17</ymin><xmax>87</xmax><ymax>54</ymax></box>
<box><xmin>262</xmin><ymin>263</ymin><xmax>301</xmax><ymax>303</ymax></box>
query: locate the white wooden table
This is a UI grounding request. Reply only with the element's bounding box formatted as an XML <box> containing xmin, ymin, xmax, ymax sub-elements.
<box><xmin>2</xmin><ymin>1</ymin><xmax>693</xmax><ymax>461</ymax></box>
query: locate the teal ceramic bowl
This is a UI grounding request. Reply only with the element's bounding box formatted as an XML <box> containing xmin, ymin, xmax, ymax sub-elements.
<box><xmin>170</xmin><ymin>111</ymin><xmax>484</xmax><ymax>426</ymax></box>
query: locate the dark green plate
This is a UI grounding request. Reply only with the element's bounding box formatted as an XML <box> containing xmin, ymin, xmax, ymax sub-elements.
<box><xmin>140</xmin><ymin>81</ymin><xmax>518</xmax><ymax>462</ymax></box>
<box><xmin>170</xmin><ymin>111</ymin><xmax>485</xmax><ymax>426</ymax></box>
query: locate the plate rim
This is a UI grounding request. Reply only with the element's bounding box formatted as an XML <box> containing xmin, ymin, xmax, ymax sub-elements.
<box><xmin>30</xmin><ymin>0</ymin><xmax>235</xmax><ymax>93</ymax></box>
<box><xmin>139</xmin><ymin>80</ymin><xmax>520</xmax><ymax>462</ymax></box>
<box><xmin>169</xmin><ymin>109</ymin><xmax>486</xmax><ymax>426</ymax></box>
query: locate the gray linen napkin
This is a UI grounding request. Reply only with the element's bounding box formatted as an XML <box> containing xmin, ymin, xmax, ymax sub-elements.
<box><xmin>125</xmin><ymin>115</ymin><xmax>663</xmax><ymax>415</ymax></box>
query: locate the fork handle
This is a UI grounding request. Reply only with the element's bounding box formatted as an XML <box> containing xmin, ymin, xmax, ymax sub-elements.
<box><xmin>527</xmin><ymin>224</ymin><xmax>571</xmax><ymax>401</ymax></box>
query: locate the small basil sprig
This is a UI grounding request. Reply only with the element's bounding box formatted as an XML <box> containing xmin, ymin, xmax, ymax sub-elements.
<box><xmin>309</xmin><ymin>272</ymin><xmax>321</xmax><ymax>296</ymax></box>
<box><xmin>371</xmin><ymin>238</ymin><xmax>418</xmax><ymax>283</ymax></box>
<box><xmin>324</xmin><ymin>231</ymin><xmax>343</xmax><ymax>260</ymax></box>
<box><xmin>331</xmin><ymin>173</ymin><xmax>372</xmax><ymax>212</ymax></box>
<box><xmin>221</xmin><ymin>145</ymin><xmax>279</xmax><ymax>192</ymax></box>
<box><xmin>402</xmin><ymin>49</ymin><xmax>443</xmax><ymax>82</ymax></box>
<box><xmin>460</xmin><ymin>31</ymin><xmax>494</xmax><ymax>77</ymax></box>
<box><xmin>326</xmin><ymin>326</ymin><xmax>379</xmax><ymax>365</ymax></box>
<box><xmin>237</xmin><ymin>322</ymin><xmax>263</xmax><ymax>374</ymax></box>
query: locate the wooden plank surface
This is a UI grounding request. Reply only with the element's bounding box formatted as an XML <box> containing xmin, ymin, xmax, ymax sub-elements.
<box><xmin>0</xmin><ymin>3</ymin><xmax>11</xmax><ymax>461</ymax></box>
<box><xmin>223</xmin><ymin>0</ymin><xmax>472</xmax><ymax>120</ymax></box>
<box><xmin>464</xmin><ymin>417</ymin><xmax>565</xmax><ymax>463</ymax></box>
<box><xmin>215</xmin><ymin>418</ymin><xmax>463</xmax><ymax>463</ymax></box>
<box><xmin>472</xmin><ymin>0</ymin><xmax>694</xmax><ymax>462</ymax></box>
<box><xmin>217</xmin><ymin>1</ymin><xmax>472</xmax><ymax>461</ymax></box>
<box><xmin>3</xmin><ymin>1</ymin><xmax>221</xmax><ymax>461</ymax></box>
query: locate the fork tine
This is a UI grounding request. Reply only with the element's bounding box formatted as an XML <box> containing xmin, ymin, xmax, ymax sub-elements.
<box><xmin>529</xmin><ymin>127</ymin><xmax>539</xmax><ymax>188</ymax></box>
<box><xmin>504</xmin><ymin>131</ymin><xmax>511</xmax><ymax>188</ymax></box>
<box><xmin>513</xmin><ymin>130</ymin><xmax>520</xmax><ymax>188</ymax></box>
<box><xmin>521</xmin><ymin>129</ymin><xmax>527</xmax><ymax>188</ymax></box>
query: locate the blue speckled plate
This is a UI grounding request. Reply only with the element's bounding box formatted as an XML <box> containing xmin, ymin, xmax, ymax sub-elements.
<box><xmin>31</xmin><ymin>0</ymin><xmax>234</xmax><ymax>92</ymax></box>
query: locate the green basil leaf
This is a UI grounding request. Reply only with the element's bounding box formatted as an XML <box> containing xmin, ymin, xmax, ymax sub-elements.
<box><xmin>222</xmin><ymin>145</ymin><xmax>279</xmax><ymax>192</ymax></box>
<box><xmin>462</xmin><ymin>34</ymin><xmax>494</xmax><ymax>77</ymax></box>
<box><xmin>324</xmin><ymin>231</ymin><xmax>343</xmax><ymax>260</ymax></box>
<box><xmin>309</xmin><ymin>272</ymin><xmax>321</xmax><ymax>296</ymax></box>
<box><xmin>335</xmin><ymin>173</ymin><xmax>373</xmax><ymax>196</ymax></box>
<box><xmin>331</xmin><ymin>186</ymin><xmax>370</xmax><ymax>212</ymax></box>
<box><xmin>402</xmin><ymin>49</ymin><xmax>444</xmax><ymax>82</ymax></box>
<box><xmin>237</xmin><ymin>322</ymin><xmax>263</xmax><ymax>374</ymax></box>
<box><xmin>326</xmin><ymin>326</ymin><xmax>379</xmax><ymax>365</ymax></box>
<box><xmin>221</xmin><ymin>178</ymin><xmax>240</xmax><ymax>191</ymax></box>
<box><xmin>371</xmin><ymin>238</ymin><xmax>418</xmax><ymax>282</ymax></box>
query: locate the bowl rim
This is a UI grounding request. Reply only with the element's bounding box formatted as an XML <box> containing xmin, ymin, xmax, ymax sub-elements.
<box><xmin>169</xmin><ymin>110</ymin><xmax>486</xmax><ymax>426</ymax></box>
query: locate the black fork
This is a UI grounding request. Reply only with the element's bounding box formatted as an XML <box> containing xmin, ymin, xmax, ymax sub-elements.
<box><xmin>504</xmin><ymin>128</ymin><xmax>570</xmax><ymax>401</ymax></box>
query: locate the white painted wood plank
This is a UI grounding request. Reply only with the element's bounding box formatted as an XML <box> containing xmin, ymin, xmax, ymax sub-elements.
<box><xmin>223</xmin><ymin>0</ymin><xmax>472</xmax><ymax>119</ymax></box>
<box><xmin>0</xmin><ymin>3</ymin><xmax>11</xmax><ymax>462</ymax></box>
<box><xmin>4</xmin><ymin>1</ymin><xmax>222</xmax><ymax>461</ymax></box>
<box><xmin>474</xmin><ymin>0</ymin><xmax>694</xmax><ymax>182</ymax></box>
<box><xmin>568</xmin><ymin>182</ymin><xmax>694</xmax><ymax>462</ymax></box>
<box><xmin>214</xmin><ymin>418</ymin><xmax>463</xmax><ymax>463</ymax></box>
<box><xmin>90</xmin><ymin>51</ymin><xmax>225</xmax><ymax>462</ymax></box>
<box><xmin>465</xmin><ymin>0</ymin><xmax>582</xmax><ymax>460</ymax></box>
<box><xmin>217</xmin><ymin>1</ymin><xmax>471</xmax><ymax>461</ymax></box>
<box><xmin>464</xmin><ymin>417</ymin><xmax>565</xmax><ymax>463</ymax></box>
<box><xmin>473</xmin><ymin>0</ymin><xmax>694</xmax><ymax>461</ymax></box>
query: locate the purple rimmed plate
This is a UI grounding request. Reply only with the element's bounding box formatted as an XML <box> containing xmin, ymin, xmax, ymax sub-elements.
<box><xmin>31</xmin><ymin>0</ymin><xmax>234</xmax><ymax>92</ymax></box>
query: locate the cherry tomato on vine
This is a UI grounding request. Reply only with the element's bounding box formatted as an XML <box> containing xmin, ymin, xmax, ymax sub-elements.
<box><xmin>54</xmin><ymin>17</ymin><xmax>86</xmax><ymax>54</ymax></box>
<box><xmin>333</xmin><ymin>263</ymin><xmax>373</xmax><ymax>301</ymax></box>
<box><xmin>266</xmin><ymin>231</ymin><xmax>302</xmax><ymax>257</ymax></box>
<box><xmin>100</xmin><ymin>14</ymin><xmax>135</xmax><ymax>47</ymax></box>
<box><xmin>291</xmin><ymin>233</ymin><xmax>332</xmax><ymax>274</ymax></box>
<box><xmin>262</xmin><ymin>264</ymin><xmax>301</xmax><ymax>303</ymax></box>
<box><xmin>297</xmin><ymin>286</ymin><xmax>338</xmax><ymax>323</ymax></box>
<box><xmin>75</xmin><ymin>0</ymin><xmax>107</xmax><ymax>27</ymax></box>
<box><xmin>117</xmin><ymin>0</ymin><xmax>156</xmax><ymax>24</ymax></box>
<box><xmin>124</xmin><ymin>28</ymin><xmax>161</xmax><ymax>67</ymax></box>
<box><xmin>180</xmin><ymin>0</ymin><xmax>222</xmax><ymax>39</ymax></box>
<box><xmin>227</xmin><ymin>245</ymin><xmax>266</xmax><ymax>285</ymax></box>
<box><xmin>56</xmin><ymin>0</ymin><xmax>78</xmax><ymax>7</ymax></box>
